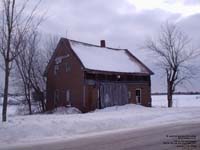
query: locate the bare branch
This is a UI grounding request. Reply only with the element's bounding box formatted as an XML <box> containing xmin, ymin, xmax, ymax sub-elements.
<box><xmin>0</xmin><ymin>0</ymin><xmax>44</xmax><ymax>121</ymax></box>
<box><xmin>145</xmin><ymin>22</ymin><xmax>199</xmax><ymax>107</ymax></box>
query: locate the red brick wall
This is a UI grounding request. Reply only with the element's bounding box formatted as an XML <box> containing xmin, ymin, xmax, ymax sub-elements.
<box><xmin>46</xmin><ymin>39</ymin><xmax>152</xmax><ymax>112</ymax></box>
<box><xmin>128</xmin><ymin>82</ymin><xmax>151</xmax><ymax>106</ymax></box>
<box><xmin>46</xmin><ymin>40</ymin><xmax>85</xmax><ymax>111</ymax></box>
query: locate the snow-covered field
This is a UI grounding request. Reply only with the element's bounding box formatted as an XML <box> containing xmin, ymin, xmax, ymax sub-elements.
<box><xmin>152</xmin><ymin>94</ymin><xmax>200</xmax><ymax>107</ymax></box>
<box><xmin>1</xmin><ymin>94</ymin><xmax>200</xmax><ymax>116</ymax></box>
<box><xmin>0</xmin><ymin>95</ymin><xmax>200</xmax><ymax>147</ymax></box>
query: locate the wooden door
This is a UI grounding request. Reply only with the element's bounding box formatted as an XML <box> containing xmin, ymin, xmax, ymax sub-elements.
<box><xmin>100</xmin><ymin>83</ymin><xmax>128</xmax><ymax>108</ymax></box>
<box><xmin>88</xmin><ymin>86</ymin><xmax>98</xmax><ymax>111</ymax></box>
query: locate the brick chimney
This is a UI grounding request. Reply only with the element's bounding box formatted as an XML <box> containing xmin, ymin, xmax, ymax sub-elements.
<box><xmin>100</xmin><ymin>40</ymin><xmax>106</xmax><ymax>47</ymax></box>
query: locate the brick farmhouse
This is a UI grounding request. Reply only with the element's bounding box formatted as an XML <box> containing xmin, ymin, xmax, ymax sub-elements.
<box><xmin>44</xmin><ymin>38</ymin><xmax>154</xmax><ymax>112</ymax></box>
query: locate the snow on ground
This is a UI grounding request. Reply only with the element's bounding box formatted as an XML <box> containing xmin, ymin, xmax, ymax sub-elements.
<box><xmin>1</xmin><ymin>94</ymin><xmax>200</xmax><ymax>116</ymax></box>
<box><xmin>152</xmin><ymin>94</ymin><xmax>200</xmax><ymax>107</ymax></box>
<box><xmin>0</xmin><ymin>105</ymin><xmax>18</xmax><ymax>116</ymax></box>
<box><xmin>0</xmin><ymin>96</ymin><xmax>23</xmax><ymax>105</ymax></box>
<box><xmin>49</xmin><ymin>107</ymin><xmax>81</xmax><ymax>114</ymax></box>
<box><xmin>0</xmin><ymin>105</ymin><xmax>81</xmax><ymax>116</ymax></box>
<box><xmin>0</xmin><ymin>104</ymin><xmax>200</xmax><ymax>147</ymax></box>
<box><xmin>0</xmin><ymin>95</ymin><xmax>200</xmax><ymax>147</ymax></box>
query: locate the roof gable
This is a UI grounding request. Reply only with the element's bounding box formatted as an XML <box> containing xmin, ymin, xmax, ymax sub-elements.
<box><xmin>66</xmin><ymin>39</ymin><xmax>153</xmax><ymax>75</ymax></box>
<box><xmin>44</xmin><ymin>38</ymin><xmax>154</xmax><ymax>76</ymax></box>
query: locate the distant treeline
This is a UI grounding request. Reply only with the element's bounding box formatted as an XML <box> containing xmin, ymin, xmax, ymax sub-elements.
<box><xmin>152</xmin><ymin>92</ymin><xmax>200</xmax><ymax>95</ymax></box>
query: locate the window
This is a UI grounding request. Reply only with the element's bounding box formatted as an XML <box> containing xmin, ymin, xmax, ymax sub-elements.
<box><xmin>54</xmin><ymin>65</ymin><xmax>59</xmax><ymax>75</ymax></box>
<box><xmin>136</xmin><ymin>89</ymin><xmax>141</xmax><ymax>104</ymax></box>
<box><xmin>97</xmin><ymin>88</ymin><xmax>100</xmax><ymax>99</ymax></box>
<box><xmin>83</xmin><ymin>86</ymin><xmax>86</xmax><ymax>107</ymax></box>
<box><xmin>54</xmin><ymin>90</ymin><xmax>59</xmax><ymax>106</ymax></box>
<box><xmin>66</xmin><ymin>90</ymin><xmax>71</xmax><ymax>105</ymax></box>
<box><xmin>66</xmin><ymin>63</ymin><xmax>71</xmax><ymax>72</ymax></box>
<box><xmin>128</xmin><ymin>91</ymin><xmax>131</xmax><ymax>99</ymax></box>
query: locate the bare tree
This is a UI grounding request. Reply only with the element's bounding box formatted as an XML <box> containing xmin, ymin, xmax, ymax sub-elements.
<box><xmin>0</xmin><ymin>0</ymin><xmax>42</xmax><ymax>121</ymax></box>
<box><xmin>15</xmin><ymin>31</ymin><xmax>38</xmax><ymax>114</ymax></box>
<box><xmin>28</xmin><ymin>33</ymin><xmax>47</xmax><ymax>112</ymax></box>
<box><xmin>146</xmin><ymin>22</ymin><xmax>199</xmax><ymax>107</ymax></box>
<box><xmin>44</xmin><ymin>34</ymin><xmax>59</xmax><ymax>62</ymax></box>
<box><xmin>15</xmin><ymin>33</ymin><xmax>57</xmax><ymax>113</ymax></box>
<box><xmin>31</xmin><ymin>34</ymin><xmax>59</xmax><ymax>111</ymax></box>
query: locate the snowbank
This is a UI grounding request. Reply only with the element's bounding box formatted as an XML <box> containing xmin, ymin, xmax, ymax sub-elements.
<box><xmin>1</xmin><ymin>94</ymin><xmax>200</xmax><ymax>117</ymax></box>
<box><xmin>0</xmin><ymin>105</ymin><xmax>18</xmax><ymax>116</ymax></box>
<box><xmin>50</xmin><ymin>107</ymin><xmax>81</xmax><ymax>114</ymax></box>
<box><xmin>0</xmin><ymin>104</ymin><xmax>200</xmax><ymax>147</ymax></box>
<box><xmin>0</xmin><ymin>96</ymin><xmax>23</xmax><ymax>105</ymax></box>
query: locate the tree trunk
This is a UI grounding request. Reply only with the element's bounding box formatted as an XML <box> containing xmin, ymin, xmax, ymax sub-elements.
<box><xmin>24</xmin><ymin>83</ymin><xmax>32</xmax><ymax>115</ymax></box>
<box><xmin>167</xmin><ymin>81</ymin><xmax>173</xmax><ymax>107</ymax></box>
<box><xmin>2</xmin><ymin>62</ymin><xmax>9</xmax><ymax>122</ymax></box>
<box><xmin>35</xmin><ymin>89</ymin><xmax>45</xmax><ymax>112</ymax></box>
<box><xmin>27</xmin><ymin>99</ymin><xmax>32</xmax><ymax>115</ymax></box>
<box><xmin>25</xmin><ymin>94</ymin><xmax>32</xmax><ymax>115</ymax></box>
<box><xmin>40</xmin><ymin>91</ymin><xmax>45</xmax><ymax>112</ymax></box>
<box><xmin>167</xmin><ymin>93</ymin><xmax>173</xmax><ymax>107</ymax></box>
<box><xmin>27</xmin><ymin>84</ymin><xmax>32</xmax><ymax>115</ymax></box>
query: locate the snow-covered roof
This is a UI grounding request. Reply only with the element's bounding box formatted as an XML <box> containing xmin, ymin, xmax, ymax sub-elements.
<box><xmin>68</xmin><ymin>39</ymin><xmax>153</xmax><ymax>74</ymax></box>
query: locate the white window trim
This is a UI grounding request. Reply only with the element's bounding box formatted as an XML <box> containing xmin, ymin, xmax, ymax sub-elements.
<box><xmin>128</xmin><ymin>91</ymin><xmax>131</xmax><ymax>99</ymax></box>
<box><xmin>83</xmin><ymin>86</ymin><xmax>86</xmax><ymax>107</ymax></box>
<box><xmin>136</xmin><ymin>88</ymin><xmax>142</xmax><ymax>104</ymax></box>
<box><xmin>66</xmin><ymin>89</ymin><xmax>71</xmax><ymax>106</ymax></box>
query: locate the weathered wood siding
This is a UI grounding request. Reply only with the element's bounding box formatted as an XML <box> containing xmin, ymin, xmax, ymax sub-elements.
<box><xmin>84</xmin><ymin>78</ymin><xmax>151</xmax><ymax>111</ymax></box>
<box><xmin>100</xmin><ymin>83</ymin><xmax>128</xmax><ymax>108</ymax></box>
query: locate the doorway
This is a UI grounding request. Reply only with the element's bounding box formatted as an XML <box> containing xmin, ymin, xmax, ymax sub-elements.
<box><xmin>100</xmin><ymin>83</ymin><xmax>128</xmax><ymax>108</ymax></box>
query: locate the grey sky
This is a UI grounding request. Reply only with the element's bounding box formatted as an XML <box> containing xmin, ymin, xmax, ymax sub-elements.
<box><xmin>1</xmin><ymin>0</ymin><xmax>200</xmax><ymax>92</ymax></box>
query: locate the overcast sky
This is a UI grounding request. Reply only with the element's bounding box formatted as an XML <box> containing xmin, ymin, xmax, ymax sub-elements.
<box><xmin>1</xmin><ymin>0</ymin><xmax>200</xmax><ymax>92</ymax></box>
<box><xmin>40</xmin><ymin>0</ymin><xmax>200</xmax><ymax>92</ymax></box>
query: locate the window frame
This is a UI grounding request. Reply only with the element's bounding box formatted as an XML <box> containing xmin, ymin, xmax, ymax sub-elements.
<box><xmin>128</xmin><ymin>91</ymin><xmax>131</xmax><ymax>99</ymax></box>
<box><xmin>54</xmin><ymin>89</ymin><xmax>59</xmax><ymax>106</ymax></box>
<box><xmin>135</xmin><ymin>88</ymin><xmax>142</xmax><ymax>104</ymax></box>
<box><xmin>66</xmin><ymin>89</ymin><xmax>71</xmax><ymax>105</ymax></box>
<box><xmin>65</xmin><ymin>62</ymin><xmax>71</xmax><ymax>72</ymax></box>
<box><xmin>54</xmin><ymin>65</ymin><xmax>59</xmax><ymax>75</ymax></box>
